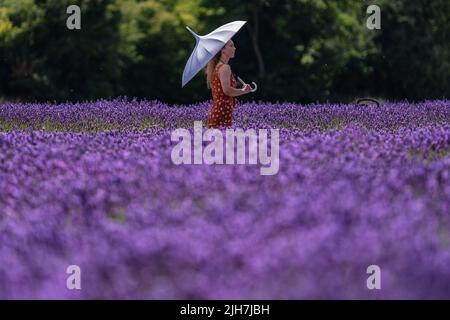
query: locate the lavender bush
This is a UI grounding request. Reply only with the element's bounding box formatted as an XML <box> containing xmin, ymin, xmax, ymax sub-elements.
<box><xmin>1</xmin><ymin>98</ymin><xmax>449</xmax><ymax>299</ymax></box>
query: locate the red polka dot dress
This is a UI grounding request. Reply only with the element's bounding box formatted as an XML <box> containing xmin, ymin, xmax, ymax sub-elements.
<box><xmin>207</xmin><ymin>62</ymin><xmax>238</xmax><ymax>128</ymax></box>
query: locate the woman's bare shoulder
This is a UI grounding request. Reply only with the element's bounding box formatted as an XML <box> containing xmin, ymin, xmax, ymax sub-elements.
<box><xmin>218</xmin><ymin>63</ymin><xmax>231</xmax><ymax>75</ymax></box>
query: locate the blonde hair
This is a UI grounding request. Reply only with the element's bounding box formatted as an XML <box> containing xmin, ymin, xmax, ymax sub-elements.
<box><xmin>204</xmin><ymin>51</ymin><xmax>221</xmax><ymax>89</ymax></box>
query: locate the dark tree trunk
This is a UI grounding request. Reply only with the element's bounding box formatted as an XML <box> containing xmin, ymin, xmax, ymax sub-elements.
<box><xmin>246</xmin><ymin>2</ymin><xmax>265</xmax><ymax>77</ymax></box>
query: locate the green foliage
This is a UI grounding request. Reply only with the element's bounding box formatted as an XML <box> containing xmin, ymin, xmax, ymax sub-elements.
<box><xmin>0</xmin><ymin>0</ymin><xmax>448</xmax><ymax>103</ymax></box>
<box><xmin>371</xmin><ymin>0</ymin><xmax>450</xmax><ymax>100</ymax></box>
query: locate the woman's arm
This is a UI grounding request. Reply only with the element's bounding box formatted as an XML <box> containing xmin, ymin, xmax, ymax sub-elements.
<box><xmin>219</xmin><ymin>65</ymin><xmax>252</xmax><ymax>97</ymax></box>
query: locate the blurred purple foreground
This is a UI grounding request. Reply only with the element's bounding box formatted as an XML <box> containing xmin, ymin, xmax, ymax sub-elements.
<box><xmin>0</xmin><ymin>98</ymin><xmax>449</xmax><ymax>299</ymax></box>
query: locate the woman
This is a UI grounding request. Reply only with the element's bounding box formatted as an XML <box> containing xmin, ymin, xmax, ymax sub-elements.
<box><xmin>204</xmin><ymin>40</ymin><xmax>252</xmax><ymax>128</ymax></box>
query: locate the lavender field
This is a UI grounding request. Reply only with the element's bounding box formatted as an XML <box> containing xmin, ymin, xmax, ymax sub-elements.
<box><xmin>1</xmin><ymin>98</ymin><xmax>450</xmax><ymax>299</ymax></box>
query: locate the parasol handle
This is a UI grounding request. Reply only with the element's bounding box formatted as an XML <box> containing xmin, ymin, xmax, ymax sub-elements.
<box><xmin>237</xmin><ymin>76</ymin><xmax>258</xmax><ymax>92</ymax></box>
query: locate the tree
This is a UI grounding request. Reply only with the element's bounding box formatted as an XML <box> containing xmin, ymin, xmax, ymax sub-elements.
<box><xmin>371</xmin><ymin>0</ymin><xmax>450</xmax><ymax>100</ymax></box>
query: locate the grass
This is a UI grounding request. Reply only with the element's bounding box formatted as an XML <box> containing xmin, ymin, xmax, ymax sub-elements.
<box><xmin>0</xmin><ymin>118</ymin><xmax>167</xmax><ymax>133</ymax></box>
<box><xmin>407</xmin><ymin>148</ymin><xmax>450</xmax><ymax>164</ymax></box>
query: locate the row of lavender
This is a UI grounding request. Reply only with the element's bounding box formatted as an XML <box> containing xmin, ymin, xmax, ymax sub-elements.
<box><xmin>0</xmin><ymin>99</ymin><xmax>449</xmax><ymax>298</ymax></box>
<box><xmin>1</xmin><ymin>98</ymin><xmax>449</xmax><ymax>131</ymax></box>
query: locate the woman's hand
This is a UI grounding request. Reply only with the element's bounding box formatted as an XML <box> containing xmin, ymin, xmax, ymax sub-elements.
<box><xmin>241</xmin><ymin>83</ymin><xmax>252</xmax><ymax>94</ymax></box>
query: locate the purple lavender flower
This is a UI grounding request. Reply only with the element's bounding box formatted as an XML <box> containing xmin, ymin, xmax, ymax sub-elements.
<box><xmin>0</xmin><ymin>98</ymin><xmax>449</xmax><ymax>299</ymax></box>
